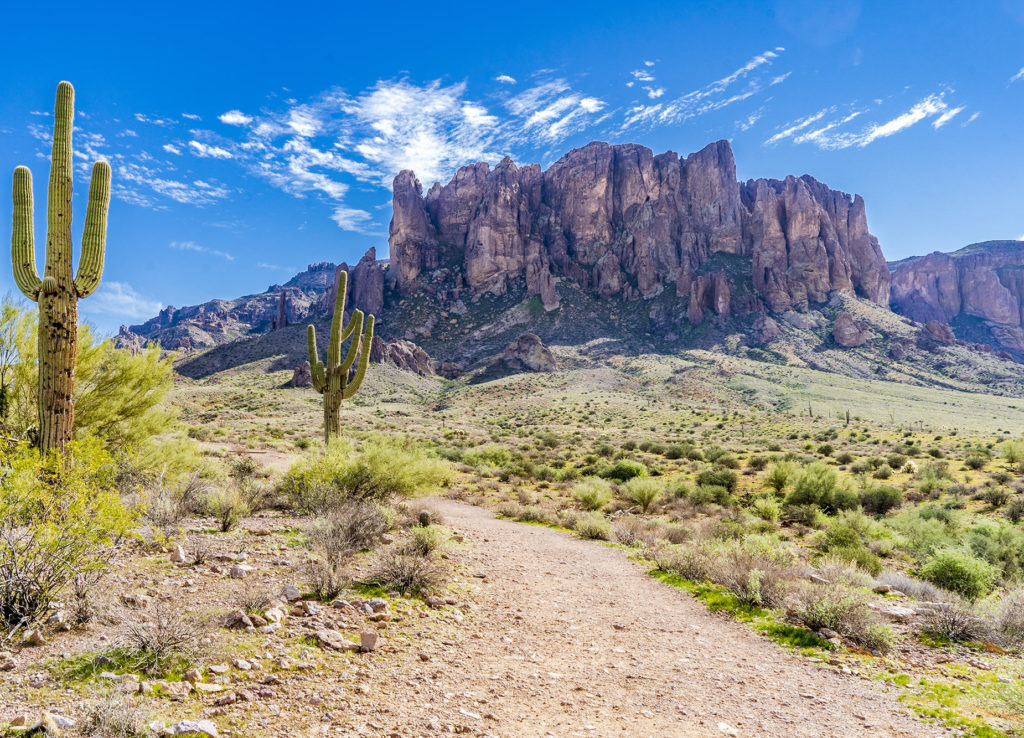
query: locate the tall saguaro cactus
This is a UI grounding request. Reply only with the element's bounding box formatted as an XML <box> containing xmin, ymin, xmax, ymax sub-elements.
<box><xmin>307</xmin><ymin>271</ymin><xmax>374</xmax><ymax>442</ymax></box>
<box><xmin>11</xmin><ymin>81</ymin><xmax>110</xmax><ymax>454</ymax></box>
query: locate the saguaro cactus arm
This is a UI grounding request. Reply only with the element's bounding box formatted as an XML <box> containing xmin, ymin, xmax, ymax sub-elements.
<box><xmin>326</xmin><ymin>271</ymin><xmax>349</xmax><ymax>367</ymax></box>
<box><xmin>341</xmin><ymin>314</ymin><xmax>374</xmax><ymax>400</ymax></box>
<box><xmin>74</xmin><ymin>161</ymin><xmax>111</xmax><ymax>297</ymax></box>
<box><xmin>11</xmin><ymin>167</ymin><xmax>41</xmax><ymax>300</ymax></box>
<box><xmin>338</xmin><ymin>310</ymin><xmax>364</xmax><ymax>375</ymax></box>
<box><xmin>307</xmin><ymin>324</ymin><xmax>327</xmax><ymax>393</ymax></box>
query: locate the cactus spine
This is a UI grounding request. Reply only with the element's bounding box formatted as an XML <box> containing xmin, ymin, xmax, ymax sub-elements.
<box><xmin>10</xmin><ymin>81</ymin><xmax>110</xmax><ymax>454</ymax></box>
<box><xmin>307</xmin><ymin>271</ymin><xmax>374</xmax><ymax>442</ymax></box>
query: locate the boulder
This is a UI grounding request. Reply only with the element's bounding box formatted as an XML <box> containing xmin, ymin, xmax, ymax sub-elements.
<box><xmin>832</xmin><ymin>312</ymin><xmax>867</xmax><ymax>348</ymax></box>
<box><xmin>289</xmin><ymin>361</ymin><xmax>312</xmax><ymax>387</ymax></box>
<box><xmin>502</xmin><ymin>334</ymin><xmax>557</xmax><ymax>373</ymax></box>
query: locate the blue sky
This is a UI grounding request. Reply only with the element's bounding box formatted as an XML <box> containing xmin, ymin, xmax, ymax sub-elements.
<box><xmin>2</xmin><ymin>0</ymin><xmax>1023</xmax><ymax>334</ymax></box>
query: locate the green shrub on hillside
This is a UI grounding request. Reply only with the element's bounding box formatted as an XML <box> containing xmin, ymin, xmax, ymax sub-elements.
<box><xmin>784</xmin><ymin>462</ymin><xmax>858</xmax><ymax>514</ymax></box>
<box><xmin>696</xmin><ymin>467</ymin><xmax>738</xmax><ymax>493</ymax></box>
<box><xmin>573</xmin><ymin>478</ymin><xmax>613</xmax><ymax>511</ymax></box>
<box><xmin>859</xmin><ymin>483</ymin><xmax>903</xmax><ymax>515</ymax></box>
<box><xmin>919</xmin><ymin>549</ymin><xmax>999</xmax><ymax>600</ymax></box>
<box><xmin>599</xmin><ymin>459</ymin><xmax>648</xmax><ymax>482</ymax></box>
<box><xmin>622</xmin><ymin>477</ymin><xmax>662</xmax><ymax>513</ymax></box>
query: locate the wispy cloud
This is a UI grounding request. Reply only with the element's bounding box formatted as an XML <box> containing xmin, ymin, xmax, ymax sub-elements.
<box><xmin>169</xmin><ymin>240</ymin><xmax>234</xmax><ymax>260</ymax></box>
<box><xmin>134</xmin><ymin>113</ymin><xmax>175</xmax><ymax>127</ymax></box>
<box><xmin>494</xmin><ymin>74</ymin><xmax>517</xmax><ymax>84</ymax></box>
<box><xmin>162</xmin><ymin>143</ymin><xmax>182</xmax><ymax>155</ymax></box>
<box><xmin>505</xmin><ymin>79</ymin><xmax>607</xmax><ymax>144</ymax></box>
<box><xmin>182</xmin><ymin>113</ymin><xmax>202</xmax><ymax>121</ymax></box>
<box><xmin>621</xmin><ymin>47</ymin><xmax>786</xmax><ymax>130</ymax></box>
<box><xmin>219</xmin><ymin>110</ymin><xmax>253</xmax><ymax>125</ymax></box>
<box><xmin>85</xmin><ymin>282</ymin><xmax>162</xmax><ymax>320</ymax></box>
<box><xmin>1011</xmin><ymin>67</ymin><xmax>1024</xmax><ymax>84</ymax></box>
<box><xmin>257</xmin><ymin>261</ymin><xmax>297</xmax><ymax>272</ymax></box>
<box><xmin>766</xmin><ymin>91</ymin><xmax>966</xmax><ymax>150</ymax></box>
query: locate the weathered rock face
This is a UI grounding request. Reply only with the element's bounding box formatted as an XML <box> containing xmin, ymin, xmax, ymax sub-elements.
<box><xmin>389</xmin><ymin>140</ymin><xmax>890</xmax><ymax>321</ymax></box>
<box><xmin>832</xmin><ymin>312</ymin><xmax>867</xmax><ymax>347</ymax></box>
<box><xmin>891</xmin><ymin>241</ymin><xmax>1024</xmax><ymax>358</ymax></box>
<box><xmin>369</xmin><ymin>338</ymin><xmax>433</xmax><ymax>376</ymax></box>
<box><xmin>314</xmin><ymin>248</ymin><xmax>385</xmax><ymax>318</ymax></box>
<box><xmin>502</xmin><ymin>333</ymin><xmax>557</xmax><ymax>373</ymax></box>
<box><xmin>289</xmin><ymin>361</ymin><xmax>312</xmax><ymax>387</ymax></box>
<box><xmin>114</xmin><ymin>325</ymin><xmax>145</xmax><ymax>354</ymax></box>
<box><xmin>923</xmin><ymin>320</ymin><xmax>956</xmax><ymax>345</ymax></box>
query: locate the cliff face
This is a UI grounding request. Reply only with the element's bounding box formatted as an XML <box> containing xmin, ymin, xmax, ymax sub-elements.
<box><xmin>890</xmin><ymin>241</ymin><xmax>1024</xmax><ymax>357</ymax></box>
<box><xmin>389</xmin><ymin>140</ymin><xmax>890</xmax><ymax>316</ymax></box>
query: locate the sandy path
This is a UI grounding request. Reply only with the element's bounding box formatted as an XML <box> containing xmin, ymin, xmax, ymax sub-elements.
<box><xmin>362</xmin><ymin>499</ymin><xmax>945</xmax><ymax>737</ymax></box>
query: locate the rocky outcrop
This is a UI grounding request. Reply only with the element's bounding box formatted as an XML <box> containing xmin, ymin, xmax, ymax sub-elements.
<box><xmin>891</xmin><ymin>241</ymin><xmax>1024</xmax><ymax>359</ymax></box>
<box><xmin>502</xmin><ymin>333</ymin><xmax>557</xmax><ymax>373</ymax></box>
<box><xmin>114</xmin><ymin>325</ymin><xmax>145</xmax><ymax>354</ymax></box>
<box><xmin>314</xmin><ymin>248</ymin><xmax>385</xmax><ymax>317</ymax></box>
<box><xmin>271</xmin><ymin>290</ymin><xmax>288</xmax><ymax>331</ymax></box>
<box><xmin>832</xmin><ymin>312</ymin><xmax>867</xmax><ymax>347</ymax></box>
<box><xmin>369</xmin><ymin>339</ymin><xmax>433</xmax><ymax>376</ymax></box>
<box><xmin>289</xmin><ymin>361</ymin><xmax>312</xmax><ymax>387</ymax></box>
<box><xmin>923</xmin><ymin>320</ymin><xmax>956</xmax><ymax>345</ymax></box>
<box><xmin>389</xmin><ymin>140</ymin><xmax>890</xmax><ymax>320</ymax></box>
<box><xmin>750</xmin><ymin>316</ymin><xmax>781</xmax><ymax>344</ymax></box>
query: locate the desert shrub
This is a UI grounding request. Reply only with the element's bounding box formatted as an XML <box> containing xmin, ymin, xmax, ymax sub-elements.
<box><xmin>763</xmin><ymin>461</ymin><xmax>797</xmax><ymax>494</ymax></box>
<box><xmin>987</xmin><ymin>586</ymin><xmax>1024</xmax><ymax>650</ymax></box>
<box><xmin>746</xmin><ymin>455</ymin><xmax>769</xmax><ymax>471</ymax></box>
<box><xmin>919</xmin><ymin>549</ymin><xmax>998</xmax><ymax>600</ymax></box>
<box><xmin>119</xmin><ymin>601</ymin><xmax>206</xmax><ymax>675</ymax></box>
<box><xmin>888</xmin><ymin>506</ymin><xmax>962</xmax><ymax>555</ymax></box>
<box><xmin>789</xmin><ymin>582</ymin><xmax>893</xmax><ymax>652</ymax></box>
<box><xmin>828</xmin><ymin>544</ymin><xmax>882</xmax><ymax>576</ymax></box>
<box><xmin>704</xmin><ymin>446</ymin><xmax>728</xmax><ymax>463</ymax></box>
<box><xmin>751</xmin><ymin>496</ymin><xmax>781</xmax><ymax>522</ymax></box>
<box><xmin>916</xmin><ymin>462</ymin><xmax>951</xmax><ymax>496</ymax></box>
<box><xmin>696</xmin><ymin>467</ymin><xmax>738</xmax><ymax>493</ymax></box>
<box><xmin>462</xmin><ymin>443</ymin><xmax>514</xmax><ymax>468</ymax></box>
<box><xmin>281</xmin><ymin>437</ymin><xmax>450</xmax><ymax>513</ymax></box>
<box><xmin>871</xmin><ymin>464</ymin><xmax>894</xmax><ymax>480</ymax></box>
<box><xmin>79</xmin><ymin>696</ymin><xmax>148</xmax><ymax>738</ymax></box>
<box><xmin>1000</xmin><ymin>439</ymin><xmax>1024</xmax><ymax>469</ymax></box>
<box><xmin>964</xmin><ymin>454</ymin><xmax>988</xmax><ymax>471</ymax></box>
<box><xmin>664</xmin><ymin>445</ymin><xmax>688</xmax><ymax>460</ymax></box>
<box><xmin>814</xmin><ymin>556</ymin><xmax>874</xmax><ymax>588</ymax></box>
<box><xmin>981</xmin><ymin>487</ymin><xmax>1010</xmax><ymax>508</ymax></box>
<box><xmin>372</xmin><ymin>549</ymin><xmax>445</xmax><ymax>595</ymax></box>
<box><xmin>574</xmin><ymin>512</ymin><xmax>611</xmax><ymax>540</ymax></box>
<box><xmin>859</xmin><ymin>483</ymin><xmax>903</xmax><ymax>515</ymax></box>
<box><xmin>517</xmin><ymin>505</ymin><xmax>555</xmax><ymax>524</ymax></box>
<box><xmin>409</xmin><ymin>525</ymin><xmax>450</xmax><ymax>556</ymax></box>
<box><xmin>622</xmin><ymin>477</ymin><xmax>662</xmax><ymax>512</ymax></box>
<box><xmin>310</xmin><ymin>500</ymin><xmax>390</xmax><ymax>557</ymax></box>
<box><xmin>599</xmin><ymin>459</ymin><xmax>648</xmax><ymax>482</ymax></box>
<box><xmin>964</xmin><ymin>518</ymin><xmax>1024</xmax><ymax>581</ymax></box>
<box><xmin>785</xmin><ymin>462</ymin><xmax>858</xmax><ymax>514</ymax></box>
<box><xmin>817</xmin><ymin>443</ymin><xmax>834</xmax><ymax>457</ymax></box>
<box><xmin>204</xmin><ymin>487</ymin><xmax>248</xmax><ymax>532</ymax></box>
<box><xmin>690</xmin><ymin>484</ymin><xmax>732</xmax><ymax>507</ymax></box>
<box><xmin>885</xmin><ymin>453</ymin><xmax>908</xmax><ymax>470</ymax></box>
<box><xmin>613</xmin><ymin>516</ymin><xmax>663</xmax><ymax>548</ymax></box>
<box><xmin>705</xmin><ymin>535</ymin><xmax>795</xmax><ymax>608</ymax></box>
<box><xmin>874</xmin><ymin>570</ymin><xmax>945</xmax><ymax>601</ymax></box>
<box><xmin>573</xmin><ymin>477</ymin><xmax>613</xmax><ymax>511</ymax></box>
<box><xmin>234</xmin><ymin>586</ymin><xmax>274</xmax><ymax>615</ymax></box>
<box><xmin>1005</xmin><ymin>497</ymin><xmax>1024</xmax><ymax>523</ymax></box>
<box><xmin>920</xmin><ymin>598</ymin><xmax>987</xmax><ymax>642</ymax></box>
<box><xmin>781</xmin><ymin>503</ymin><xmax>828</xmax><ymax>528</ymax></box>
<box><xmin>665</xmin><ymin>478</ymin><xmax>694</xmax><ymax>499</ymax></box>
<box><xmin>651</xmin><ymin>543</ymin><xmax>712</xmax><ymax>581</ymax></box>
<box><xmin>0</xmin><ymin>439</ymin><xmax>136</xmax><ymax>629</ymax></box>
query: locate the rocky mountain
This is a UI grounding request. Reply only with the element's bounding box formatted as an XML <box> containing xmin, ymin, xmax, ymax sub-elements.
<box><xmin>390</xmin><ymin>139</ymin><xmax>891</xmax><ymax>318</ymax></box>
<box><xmin>890</xmin><ymin>241</ymin><xmax>1024</xmax><ymax>360</ymax></box>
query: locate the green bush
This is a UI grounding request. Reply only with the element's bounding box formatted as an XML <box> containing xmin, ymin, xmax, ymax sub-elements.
<box><xmin>281</xmin><ymin>437</ymin><xmax>450</xmax><ymax>513</ymax></box>
<box><xmin>599</xmin><ymin>459</ymin><xmax>648</xmax><ymax>482</ymax></box>
<box><xmin>789</xmin><ymin>582</ymin><xmax>892</xmax><ymax>652</ymax></box>
<box><xmin>763</xmin><ymin>461</ymin><xmax>797</xmax><ymax>495</ymax></box>
<box><xmin>859</xmin><ymin>483</ymin><xmax>903</xmax><ymax>515</ymax></box>
<box><xmin>573</xmin><ymin>477</ymin><xmax>613</xmax><ymax>511</ymax></box>
<box><xmin>575</xmin><ymin>512</ymin><xmax>611</xmax><ymax>540</ymax></box>
<box><xmin>0</xmin><ymin>438</ymin><xmax>137</xmax><ymax>627</ymax></box>
<box><xmin>751</xmin><ymin>496</ymin><xmax>781</xmax><ymax>522</ymax></box>
<box><xmin>696</xmin><ymin>467</ymin><xmax>738</xmax><ymax>493</ymax></box>
<box><xmin>409</xmin><ymin>525</ymin><xmax>450</xmax><ymax>556</ymax></box>
<box><xmin>690</xmin><ymin>484</ymin><xmax>732</xmax><ymax>507</ymax></box>
<box><xmin>919</xmin><ymin>549</ymin><xmax>999</xmax><ymax>600</ymax></box>
<box><xmin>622</xmin><ymin>477</ymin><xmax>662</xmax><ymax>512</ymax></box>
<box><xmin>785</xmin><ymin>462</ymin><xmax>858</xmax><ymax>514</ymax></box>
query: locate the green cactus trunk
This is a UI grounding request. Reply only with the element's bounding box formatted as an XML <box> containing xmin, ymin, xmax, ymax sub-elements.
<box><xmin>307</xmin><ymin>271</ymin><xmax>375</xmax><ymax>444</ymax></box>
<box><xmin>10</xmin><ymin>82</ymin><xmax>109</xmax><ymax>454</ymax></box>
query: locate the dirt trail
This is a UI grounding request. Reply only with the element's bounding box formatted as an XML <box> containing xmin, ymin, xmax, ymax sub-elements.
<box><xmin>366</xmin><ymin>499</ymin><xmax>945</xmax><ymax>737</ymax></box>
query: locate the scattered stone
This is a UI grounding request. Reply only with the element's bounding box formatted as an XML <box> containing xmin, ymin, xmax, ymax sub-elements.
<box><xmin>868</xmin><ymin>602</ymin><xmax>916</xmax><ymax>623</ymax></box>
<box><xmin>717</xmin><ymin>722</ymin><xmax>739</xmax><ymax>736</ymax></box>
<box><xmin>425</xmin><ymin>596</ymin><xmax>445</xmax><ymax>608</ymax></box>
<box><xmin>360</xmin><ymin>631</ymin><xmax>380</xmax><ymax>652</ymax></box>
<box><xmin>229</xmin><ymin>564</ymin><xmax>253</xmax><ymax>579</ymax></box>
<box><xmin>418</xmin><ymin>652</ymin><xmax>430</xmax><ymax>662</ymax></box>
<box><xmin>301</xmin><ymin>601</ymin><xmax>322</xmax><ymax>616</ymax></box>
<box><xmin>314</xmin><ymin>629</ymin><xmax>360</xmax><ymax>652</ymax></box>
<box><xmin>23</xmin><ymin>628</ymin><xmax>46</xmax><ymax>647</ymax></box>
<box><xmin>263</xmin><ymin>607</ymin><xmax>285</xmax><ymax>623</ymax></box>
<box><xmin>223</xmin><ymin>610</ymin><xmax>253</xmax><ymax>629</ymax></box>
<box><xmin>193</xmin><ymin>682</ymin><xmax>226</xmax><ymax>693</ymax></box>
<box><xmin>184</xmin><ymin>668</ymin><xmax>203</xmax><ymax>683</ymax></box>
<box><xmin>209</xmin><ymin>664</ymin><xmax>230</xmax><ymax>674</ymax></box>
<box><xmin>170</xmin><ymin>545</ymin><xmax>187</xmax><ymax>564</ymax></box>
<box><xmin>872</xmin><ymin>584</ymin><xmax>893</xmax><ymax>594</ymax></box>
<box><xmin>232</xmin><ymin>658</ymin><xmax>252</xmax><ymax>671</ymax></box>
<box><xmin>167</xmin><ymin>719</ymin><xmax>219</xmax><ymax>736</ymax></box>
<box><xmin>281</xmin><ymin>584</ymin><xmax>302</xmax><ymax>601</ymax></box>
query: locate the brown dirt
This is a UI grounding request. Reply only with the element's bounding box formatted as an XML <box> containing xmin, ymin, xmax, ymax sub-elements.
<box><xmin>365</xmin><ymin>498</ymin><xmax>947</xmax><ymax>737</ymax></box>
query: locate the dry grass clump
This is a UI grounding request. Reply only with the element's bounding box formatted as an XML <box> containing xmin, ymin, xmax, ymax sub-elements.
<box><xmin>788</xmin><ymin>582</ymin><xmax>893</xmax><ymax>652</ymax></box>
<box><xmin>303</xmin><ymin>500</ymin><xmax>390</xmax><ymax>600</ymax></box>
<box><xmin>372</xmin><ymin>548</ymin><xmax>446</xmax><ymax>595</ymax></box>
<box><xmin>79</xmin><ymin>696</ymin><xmax>148</xmax><ymax>737</ymax></box>
<box><xmin>119</xmin><ymin>601</ymin><xmax>207</xmax><ymax>675</ymax></box>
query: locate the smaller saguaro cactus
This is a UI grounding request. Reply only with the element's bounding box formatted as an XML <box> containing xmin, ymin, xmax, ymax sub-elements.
<box><xmin>307</xmin><ymin>271</ymin><xmax>374</xmax><ymax>442</ymax></box>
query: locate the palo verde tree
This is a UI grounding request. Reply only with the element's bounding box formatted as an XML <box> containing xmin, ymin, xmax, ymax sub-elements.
<box><xmin>10</xmin><ymin>81</ymin><xmax>110</xmax><ymax>454</ymax></box>
<box><xmin>307</xmin><ymin>271</ymin><xmax>374</xmax><ymax>442</ymax></box>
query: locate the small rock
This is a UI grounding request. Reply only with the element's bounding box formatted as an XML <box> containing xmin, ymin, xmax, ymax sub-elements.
<box><xmin>301</xmin><ymin>601</ymin><xmax>322</xmax><ymax>616</ymax></box>
<box><xmin>193</xmin><ymin>682</ymin><xmax>225</xmax><ymax>693</ymax></box>
<box><xmin>314</xmin><ymin>629</ymin><xmax>359</xmax><ymax>652</ymax></box>
<box><xmin>170</xmin><ymin>545</ymin><xmax>187</xmax><ymax>564</ymax></box>
<box><xmin>209</xmin><ymin>664</ymin><xmax>230</xmax><ymax>674</ymax></box>
<box><xmin>232</xmin><ymin>658</ymin><xmax>252</xmax><ymax>671</ymax></box>
<box><xmin>281</xmin><ymin>584</ymin><xmax>301</xmax><ymax>601</ymax></box>
<box><xmin>168</xmin><ymin>719</ymin><xmax>219</xmax><ymax>736</ymax></box>
<box><xmin>425</xmin><ymin>596</ymin><xmax>445</xmax><ymax>608</ymax></box>
<box><xmin>360</xmin><ymin>631</ymin><xmax>380</xmax><ymax>652</ymax></box>
<box><xmin>717</xmin><ymin>722</ymin><xmax>739</xmax><ymax>736</ymax></box>
<box><xmin>184</xmin><ymin>668</ymin><xmax>203</xmax><ymax>683</ymax></box>
<box><xmin>263</xmin><ymin>607</ymin><xmax>284</xmax><ymax>623</ymax></box>
<box><xmin>23</xmin><ymin>629</ymin><xmax>46</xmax><ymax>647</ymax></box>
<box><xmin>223</xmin><ymin>610</ymin><xmax>252</xmax><ymax>629</ymax></box>
<box><xmin>229</xmin><ymin>564</ymin><xmax>253</xmax><ymax>579</ymax></box>
<box><xmin>418</xmin><ymin>652</ymin><xmax>430</xmax><ymax>662</ymax></box>
<box><xmin>872</xmin><ymin>584</ymin><xmax>892</xmax><ymax>594</ymax></box>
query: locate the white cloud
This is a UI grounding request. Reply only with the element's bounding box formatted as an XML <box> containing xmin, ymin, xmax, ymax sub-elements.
<box><xmin>162</xmin><ymin>143</ymin><xmax>182</xmax><ymax>155</ymax></box>
<box><xmin>182</xmin><ymin>113</ymin><xmax>202</xmax><ymax>120</ymax></box>
<box><xmin>963</xmin><ymin>111</ymin><xmax>981</xmax><ymax>126</ymax></box>
<box><xmin>331</xmin><ymin>206</ymin><xmax>374</xmax><ymax>232</ymax></box>
<box><xmin>933</xmin><ymin>106</ymin><xmax>964</xmax><ymax>128</ymax></box>
<box><xmin>631</xmin><ymin>69</ymin><xmax>656</xmax><ymax>82</ymax></box>
<box><xmin>86</xmin><ymin>282</ymin><xmax>162</xmax><ymax>320</ymax></box>
<box><xmin>1012</xmin><ymin>67</ymin><xmax>1024</xmax><ymax>84</ymax></box>
<box><xmin>767</xmin><ymin>91</ymin><xmax>966</xmax><ymax>150</ymax></box>
<box><xmin>495</xmin><ymin>74</ymin><xmax>517</xmax><ymax>84</ymax></box>
<box><xmin>622</xmin><ymin>47</ymin><xmax>786</xmax><ymax>130</ymax></box>
<box><xmin>645</xmin><ymin>87</ymin><xmax>666</xmax><ymax>99</ymax></box>
<box><xmin>737</xmin><ymin>108</ymin><xmax>764</xmax><ymax>131</ymax></box>
<box><xmin>643</xmin><ymin>60</ymin><xmax>655</xmax><ymax>67</ymax></box>
<box><xmin>169</xmin><ymin>240</ymin><xmax>234</xmax><ymax>260</ymax></box>
<box><xmin>257</xmin><ymin>261</ymin><xmax>296</xmax><ymax>272</ymax></box>
<box><xmin>134</xmin><ymin>113</ymin><xmax>175</xmax><ymax>127</ymax></box>
<box><xmin>188</xmin><ymin>140</ymin><xmax>233</xmax><ymax>159</ymax></box>
<box><xmin>506</xmin><ymin>80</ymin><xmax>607</xmax><ymax>143</ymax></box>
<box><xmin>219</xmin><ymin>110</ymin><xmax>253</xmax><ymax>126</ymax></box>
